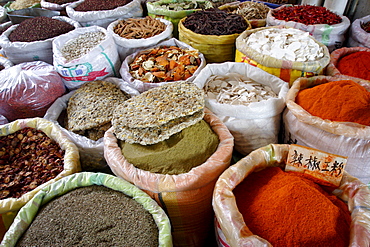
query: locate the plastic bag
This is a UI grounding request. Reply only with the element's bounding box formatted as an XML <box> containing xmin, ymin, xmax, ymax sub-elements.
<box><xmin>66</xmin><ymin>0</ymin><xmax>143</xmax><ymax>28</ymax></box>
<box><xmin>282</xmin><ymin>75</ymin><xmax>370</xmax><ymax>184</ymax></box>
<box><xmin>266</xmin><ymin>5</ymin><xmax>351</xmax><ymax>52</ymax></box>
<box><xmin>53</xmin><ymin>26</ymin><xmax>121</xmax><ymax>90</ymax></box>
<box><xmin>0</xmin><ymin>117</ymin><xmax>81</xmax><ymax>240</ymax></box>
<box><xmin>120</xmin><ymin>37</ymin><xmax>206</xmax><ymax>93</ymax></box>
<box><xmin>1</xmin><ymin>172</ymin><xmax>172</xmax><ymax>247</ymax></box>
<box><xmin>192</xmin><ymin>62</ymin><xmax>288</xmax><ymax>155</ymax></box>
<box><xmin>107</xmin><ymin>17</ymin><xmax>173</xmax><ymax>61</ymax></box>
<box><xmin>213</xmin><ymin>144</ymin><xmax>370</xmax><ymax>247</ymax></box>
<box><xmin>0</xmin><ymin>16</ymin><xmax>80</xmax><ymax>65</ymax></box>
<box><xmin>104</xmin><ymin>108</ymin><xmax>234</xmax><ymax>247</ymax></box>
<box><xmin>0</xmin><ymin>61</ymin><xmax>66</xmax><ymax>122</ymax></box>
<box><xmin>235</xmin><ymin>26</ymin><xmax>330</xmax><ymax>85</ymax></box>
<box><xmin>44</xmin><ymin>77</ymin><xmax>140</xmax><ymax>172</ymax></box>
<box><xmin>178</xmin><ymin>17</ymin><xmax>251</xmax><ymax>63</ymax></box>
<box><xmin>347</xmin><ymin>15</ymin><xmax>370</xmax><ymax>48</ymax></box>
<box><xmin>326</xmin><ymin>46</ymin><xmax>370</xmax><ymax>82</ymax></box>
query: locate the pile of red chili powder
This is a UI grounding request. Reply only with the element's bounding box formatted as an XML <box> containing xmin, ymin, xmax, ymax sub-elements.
<box><xmin>336</xmin><ymin>51</ymin><xmax>370</xmax><ymax>80</ymax></box>
<box><xmin>233</xmin><ymin>166</ymin><xmax>351</xmax><ymax>247</ymax></box>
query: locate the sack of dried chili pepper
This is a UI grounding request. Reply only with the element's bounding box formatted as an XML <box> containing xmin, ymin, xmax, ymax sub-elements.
<box><xmin>348</xmin><ymin>15</ymin><xmax>370</xmax><ymax>48</ymax></box>
<box><xmin>266</xmin><ymin>4</ymin><xmax>350</xmax><ymax>52</ymax></box>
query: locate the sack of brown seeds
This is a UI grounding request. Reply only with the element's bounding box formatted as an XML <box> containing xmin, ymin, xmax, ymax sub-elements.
<box><xmin>44</xmin><ymin>77</ymin><xmax>139</xmax><ymax>172</ymax></box>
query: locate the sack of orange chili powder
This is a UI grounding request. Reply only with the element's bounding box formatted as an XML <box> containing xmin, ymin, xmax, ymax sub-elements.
<box><xmin>213</xmin><ymin>144</ymin><xmax>370</xmax><ymax>247</ymax></box>
<box><xmin>282</xmin><ymin>75</ymin><xmax>370</xmax><ymax>184</ymax></box>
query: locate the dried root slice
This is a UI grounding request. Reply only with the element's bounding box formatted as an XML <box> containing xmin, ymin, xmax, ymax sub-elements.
<box><xmin>113</xmin><ymin>81</ymin><xmax>205</xmax><ymax>145</ymax></box>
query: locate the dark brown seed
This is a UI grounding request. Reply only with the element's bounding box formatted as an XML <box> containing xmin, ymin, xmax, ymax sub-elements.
<box><xmin>74</xmin><ymin>0</ymin><xmax>133</xmax><ymax>11</ymax></box>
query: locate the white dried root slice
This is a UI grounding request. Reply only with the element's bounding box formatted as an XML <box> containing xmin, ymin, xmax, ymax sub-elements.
<box><xmin>113</xmin><ymin>81</ymin><xmax>205</xmax><ymax>145</ymax></box>
<box><xmin>67</xmin><ymin>80</ymin><xmax>130</xmax><ymax>132</ymax></box>
<box><xmin>204</xmin><ymin>73</ymin><xmax>277</xmax><ymax>105</ymax></box>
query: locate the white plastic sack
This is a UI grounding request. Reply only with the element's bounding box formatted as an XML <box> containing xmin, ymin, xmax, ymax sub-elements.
<box><xmin>266</xmin><ymin>5</ymin><xmax>351</xmax><ymax>52</ymax></box>
<box><xmin>348</xmin><ymin>15</ymin><xmax>370</xmax><ymax>48</ymax></box>
<box><xmin>66</xmin><ymin>0</ymin><xmax>143</xmax><ymax>28</ymax></box>
<box><xmin>107</xmin><ymin>17</ymin><xmax>173</xmax><ymax>61</ymax></box>
<box><xmin>0</xmin><ymin>16</ymin><xmax>80</xmax><ymax>65</ymax></box>
<box><xmin>120</xmin><ymin>37</ymin><xmax>206</xmax><ymax>93</ymax></box>
<box><xmin>41</xmin><ymin>0</ymin><xmax>83</xmax><ymax>11</ymax></box>
<box><xmin>192</xmin><ymin>62</ymin><xmax>289</xmax><ymax>155</ymax></box>
<box><xmin>53</xmin><ymin>26</ymin><xmax>121</xmax><ymax>90</ymax></box>
<box><xmin>44</xmin><ymin>77</ymin><xmax>140</xmax><ymax>172</ymax></box>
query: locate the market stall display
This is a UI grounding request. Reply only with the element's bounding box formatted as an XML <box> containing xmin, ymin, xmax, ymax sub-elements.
<box><xmin>41</xmin><ymin>0</ymin><xmax>79</xmax><ymax>11</ymax></box>
<box><xmin>235</xmin><ymin>26</ymin><xmax>330</xmax><ymax>85</ymax></box>
<box><xmin>1</xmin><ymin>172</ymin><xmax>172</xmax><ymax>247</ymax></box>
<box><xmin>348</xmin><ymin>15</ymin><xmax>370</xmax><ymax>48</ymax></box>
<box><xmin>178</xmin><ymin>8</ymin><xmax>251</xmax><ymax>63</ymax></box>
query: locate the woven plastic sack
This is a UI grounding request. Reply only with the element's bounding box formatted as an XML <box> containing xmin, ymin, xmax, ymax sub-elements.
<box><xmin>104</xmin><ymin>108</ymin><xmax>234</xmax><ymax>247</ymax></box>
<box><xmin>266</xmin><ymin>4</ymin><xmax>351</xmax><ymax>52</ymax></box>
<box><xmin>66</xmin><ymin>0</ymin><xmax>143</xmax><ymax>28</ymax></box>
<box><xmin>282</xmin><ymin>75</ymin><xmax>370</xmax><ymax>184</ymax></box>
<box><xmin>41</xmin><ymin>0</ymin><xmax>82</xmax><ymax>11</ymax></box>
<box><xmin>235</xmin><ymin>26</ymin><xmax>330</xmax><ymax>86</ymax></box>
<box><xmin>53</xmin><ymin>26</ymin><xmax>121</xmax><ymax>90</ymax></box>
<box><xmin>107</xmin><ymin>17</ymin><xmax>173</xmax><ymax>61</ymax></box>
<box><xmin>178</xmin><ymin>16</ymin><xmax>251</xmax><ymax>63</ymax></box>
<box><xmin>213</xmin><ymin>144</ymin><xmax>370</xmax><ymax>247</ymax></box>
<box><xmin>0</xmin><ymin>172</ymin><xmax>173</xmax><ymax>247</ymax></box>
<box><xmin>347</xmin><ymin>15</ymin><xmax>370</xmax><ymax>48</ymax></box>
<box><xmin>192</xmin><ymin>62</ymin><xmax>288</xmax><ymax>155</ymax></box>
<box><xmin>0</xmin><ymin>16</ymin><xmax>80</xmax><ymax>65</ymax></box>
<box><xmin>0</xmin><ymin>117</ymin><xmax>81</xmax><ymax>240</ymax></box>
<box><xmin>146</xmin><ymin>0</ymin><xmax>213</xmax><ymax>38</ymax></box>
<box><xmin>120</xmin><ymin>37</ymin><xmax>206</xmax><ymax>93</ymax></box>
<box><xmin>326</xmin><ymin>46</ymin><xmax>370</xmax><ymax>82</ymax></box>
<box><xmin>44</xmin><ymin>77</ymin><xmax>140</xmax><ymax>172</ymax></box>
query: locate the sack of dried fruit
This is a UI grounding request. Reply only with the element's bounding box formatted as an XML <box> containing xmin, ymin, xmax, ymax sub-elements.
<box><xmin>0</xmin><ymin>117</ymin><xmax>81</xmax><ymax>240</ymax></box>
<box><xmin>1</xmin><ymin>172</ymin><xmax>172</xmax><ymax>247</ymax></box>
<box><xmin>66</xmin><ymin>0</ymin><xmax>143</xmax><ymax>28</ymax></box>
<box><xmin>104</xmin><ymin>81</ymin><xmax>234</xmax><ymax>247</ymax></box>
<box><xmin>0</xmin><ymin>61</ymin><xmax>66</xmax><ymax>122</ymax></box>
<box><xmin>0</xmin><ymin>16</ymin><xmax>80</xmax><ymax>65</ymax></box>
<box><xmin>52</xmin><ymin>26</ymin><xmax>121</xmax><ymax>90</ymax></box>
<box><xmin>347</xmin><ymin>15</ymin><xmax>370</xmax><ymax>48</ymax></box>
<box><xmin>193</xmin><ymin>62</ymin><xmax>289</xmax><ymax>155</ymax></box>
<box><xmin>107</xmin><ymin>16</ymin><xmax>173</xmax><ymax>61</ymax></box>
<box><xmin>120</xmin><ymin>37</ymin><xmax>206</xmax><ymax>93</ymax></box>
<box><xmin>266</xmin><ymin>4</ymin><xmax>351</xmax><ymax>52</ymax></box>
<box><xmin>146</xmin><ymin>0</ymin><xmax>213</xmax><ymax>38</ymax></box>
<box><xmin>235</xmin><ymin>26</ymin><xmax>330</xmax><ymax>85</ymax></box>
<box><xmin>178</xmin><ymin>9</ymin><xmax>251</xmax><ymax>63</ymax></box>
<box><xmin>282</xmin><ymin>75</ymin><xmax>370</xmax><ymax>184</ymax></box>
<box><xmin>213</xmin><ymin>144</ymin><xmax>370</xmax><ymax>247</ymax></box>
<box><xmin>44</xmin><ymin>77</ymin><xmax>139</xmax><ymax>172</ymax></box>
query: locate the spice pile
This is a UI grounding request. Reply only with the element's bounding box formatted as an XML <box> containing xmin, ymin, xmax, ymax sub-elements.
<box><xmin>156</xmin><ymin>0</ymin><xmax>212</xmax><ymax>11</ymax></box>
<box><xmin>61</xmin><ymin>31</ymin><xmax>105</xmax><ymax>62</ymax></box>
<box><xmin>16</xmin><ymin>185</ymin><xmax>159</xmax><ymax>246</ymax></box>
<box><xmin>272</xmin><ymin>5</ymin><xmax>342</xmax><ymax>25</ymax></box>
<box><xmin>9</xmin><ymin>0</ymin><xmax>40</xmax><ymax>10</ymax></box>
<box><xmin>361</xmin><ymin>21</ymin><xmax>370</xmax><ymax>32</ymax></box>
<box><xmin>113</xmin><ymin>16</ymin><xmax>166</xmax><ymax>39</ymax></box>
<box><xmin>228</xmin><ymin>1</ymin><xmax>270</xmax><ymax>20</ymax></box>
<box><xmin>74</xmin><ymin>0</ymin><xmax>133</xmax><ymax>11</ymax></box>
<box><xmin>129</xmin><ymin>46</ymin><xmax>200</xmax><ymax>83</ymax></box>
<box><xmin>8</xmin><ymin>17</ymin><xmax>75</xmax><ymax>42</ymax></box>
<box><xmin>244</xmin><ymin>28</ymin><xmax>324</xmax><ymax>62</ymax></box>
<box><xmin>0</xmin><ymin>127</ymin><xmax>64</xmax><ymax>200</ymax></box>
<box><xmin>45</xmin><ymin>0</ymin><xmax>78</xmax><ymax>4</ymax></box>
<box><xmin>183</xmin><ymin>9</ymin><xmax>249</xmax><ymax>35</ymax></box>
<box><xmin>296</xmin><ymin>80</ymin><xmax>370</xmax><ymax>126</ymax></box>
<box><xmin>204</xmin><ymin>73</ymin><xmax>277</xmax><ymax>105</ymax></box>
<box><xmin>336</xmin><ymin>51</ymin><xmax>370</xmax><ymax>80</ymax></box>
<box><xmin>233</xmin><ymin>166</ymin><xmax>351</xmax><ymax>247</ymax></box>
<box><xmin>66</xmin><ymin>80</ymin><xmax>130</xmax><ymax>141</ymax></box>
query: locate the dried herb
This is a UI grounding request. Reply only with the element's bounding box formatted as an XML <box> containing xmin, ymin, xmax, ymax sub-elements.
<box><xmin>361</xmin><ymin>21</ymin><xmax>370</xmax><ymax>33</ymax></box>
<box><xmin>8</xmin><ymin>17</ymin><xmax>75</xmax><ymax>42</ymax></box>
<box><xmin>183</xmin><ymin>8</ymin><xmax>248</xmax><ymax>35</ymax></box>
<box><xmin>74</xmin><ymin>0</ymin><xmax>133</xmax><ymax>11</ymax></box>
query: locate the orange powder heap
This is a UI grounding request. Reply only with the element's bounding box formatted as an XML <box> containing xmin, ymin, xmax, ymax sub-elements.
<box><xmin>337</xmin><ymin>51</ymin><xmax>370</xmax><ymax>80</ymax></box>
<box><xmin>234</xmin><ymin>167</ymin><xmax>351</xmax><ymax>247</ymax></box>
<box><xmin>296</xmin><ymin>80</ymin><xmax>370</xmax><ymax>126</ymax></box>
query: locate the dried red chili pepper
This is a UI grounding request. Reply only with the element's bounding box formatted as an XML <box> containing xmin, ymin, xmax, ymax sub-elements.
<box><xmin>272</xmin><ymin>5</ymin><xmax>342</xmax><ymax>25</ymax></box>
<box><xmin>361</xmin><ymin>21</ymin><xmax>370</xmax><ymax>33</ymax></box>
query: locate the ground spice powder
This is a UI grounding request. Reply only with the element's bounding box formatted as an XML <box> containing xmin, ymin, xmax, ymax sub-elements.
<box><xmin>233</xmin><ymin>167</ymin><xmax>351</xmax><ymax>247</ymax></box>
<box><xmin>336</xmin><ymin>51</ymin><xmax>370</xmax><ymax>80</ymax></box>
<box><xmin>296</xmin><ymin>80</ymin><xmax>370</xmax><ymax>126</ymax></box>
